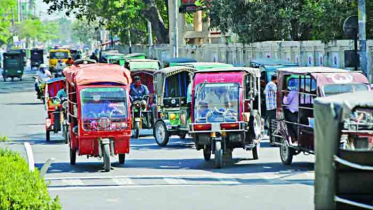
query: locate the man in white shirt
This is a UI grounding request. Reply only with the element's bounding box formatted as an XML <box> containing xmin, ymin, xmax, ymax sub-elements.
<box><xmin>35</xmin><ymin>64</ymin><xmax>51</xmax><ymax>98</ymax></box>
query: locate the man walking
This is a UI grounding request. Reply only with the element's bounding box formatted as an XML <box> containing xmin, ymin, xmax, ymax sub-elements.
<box><xmin>264</xmin><ymin>75</ymin><xmax>277</xmax><ymax>145</ymax></box>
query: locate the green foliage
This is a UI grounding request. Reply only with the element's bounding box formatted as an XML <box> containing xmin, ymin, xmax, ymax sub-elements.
<box><xmin>0</xmin><ymin>148</ymin><xmax>61</xmax><ymax>209</ymax></box>
<box><xmin>0</xmin><ymin>136</ymin><xmax>10</xmax><ymax>142</ymax></box>
<box><xmin>72</xmin><ymin>19</ymin><xmax>100</xmax><ymax>45</ymax></box>
<box><xmin>207</xmin><ymin>0</ymin><xmax>365</xmax><ymax>43</ymax></box>
<box><xmin>0</xmin><ymin>0</ymin><xmax>17</xmax><ymax>45</ymax></box>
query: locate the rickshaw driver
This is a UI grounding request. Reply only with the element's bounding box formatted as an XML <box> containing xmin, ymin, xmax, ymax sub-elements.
<box><xmin>205</xmin><ymin>86</ymin><xmax>232</xmax><ymax>110</ymax></box>
<box><xmin>130</xmin><ymin>76</ymin><xmax>149</xmax><ymax>102</ymax></box>
<box><xmin>35</xmin><ymin>64</ymin><xmax>52</xmax><ymax>97</ymax></box>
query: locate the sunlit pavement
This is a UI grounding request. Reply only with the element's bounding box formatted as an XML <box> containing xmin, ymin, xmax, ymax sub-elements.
<box><xmin>0</xmin><ymin>73</ymin><xmax>315</xmax><ymax>210</ymax></box>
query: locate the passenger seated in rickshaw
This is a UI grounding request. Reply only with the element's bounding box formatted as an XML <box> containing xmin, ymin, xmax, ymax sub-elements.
<box><xmin>130</xmin><ymin>76</ymin><xmax>149</xmax><ymax>102</ymax></box>
<box><xmin>205</xmin><ymin>86</ymin><xmax>231</xmax><ymax>110</ymax></box>
<box><xmin>195</xmin><ymin>101</ymin><xmax>210</xmax><ymax>123</ymax></box>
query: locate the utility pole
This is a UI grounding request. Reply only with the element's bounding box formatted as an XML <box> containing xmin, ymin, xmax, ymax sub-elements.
<box><xmin>147</xmin><ymin>21</ymin><xmax>153</xmax><ymax>58</ymax></box>
<box><xmin>128</xmin><ymin>30</ymin><xmax>132</xmax><ymax>54</ymax></box>
<box><xmin>174</xmin><ymin>0</ymin><xmax>179</xmax><ymax>58</ymax></box>
<box><xmin>358</xmin><ymin>0</ymin><xmax>369</xmax><ymax>81</ymax></box>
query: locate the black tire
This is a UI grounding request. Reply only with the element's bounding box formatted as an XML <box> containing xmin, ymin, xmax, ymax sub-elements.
<box><xmin>3</xmin><ymin>77</ymin><xmax>6</xmax><ymax>82</ymax></box>
<box><xmin>154</xmin><ymin>121</ymin><xmax>170</xmax><ymax>146</ymax></box>
<box><xmin>135</xmin><ymin>121</ymin><xmax>140</xmax><ymax>139</ymax></box>
<box><xmin>70</xmin><ymin>148</ymin><xmax>76</xmax><ymax>165</ymax></box>
<box><xmin>20</xmin><ymin>77</ymin><xmax>22</xmax><ymax>81</ymax></box>
<box><xmin>203</xmin><ymin>147</ymin><xmax>211</xmax><ymax>161</ymax></box>
<box><xmin>252</xmin><ymin>142</ymin><xmax>260</xmax><ymax>160</ymax></box>
<box><xmin>119</xmin><ymin>154</ymin><xmax>125</xmax><ymax>164</ymax></box>
<box><xmin>46</xmin><ymin>130</ymin><xmax>50</xmax><ymax>142</ymax></box>
<box><xmin>214</xmin><ymin>141</ymin><xmax>223</xmax><ymax>168</ymax></box>
<box><xmin>63</xmin><ymin>126</ymin><xmax>69</xmax><ymax>144</ymax></box>
<box><xmin>280</xmin><ymin>140</ymin><xmax>294</xmax><ymax>165</ymax></box>
<box><xmin>103</xmin><ymin>144</ymin><xmax>111</xmax><ymax>172</ymax></box>
<box><xmin>11</xmin><ymin>77</ymin><xmax>14</xmax><ymax>81</ymax></box>
<box><xmin>179</xmin><ymin>133</ymin><xmax>187</xmax><ymax>140</ymax></box>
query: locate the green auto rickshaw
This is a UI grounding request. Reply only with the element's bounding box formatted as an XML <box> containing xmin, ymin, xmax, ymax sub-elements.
<box><xmin>2</xmin><ymin>51</ymin><xmax>24</xmax><ymax>81</ymax></box>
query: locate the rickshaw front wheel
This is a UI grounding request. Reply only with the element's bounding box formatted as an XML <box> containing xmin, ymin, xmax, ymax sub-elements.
<box><xmin>103</xmin><ymin>144</ymin><xmax>111</xmax><ymax>172</ymax></box>
<box><xmin>252</xmin><ymin>142</ymin><xmax>260</xmax><ymax>160</ymax></box>
<box><xmin>280</xmin><ymin>140</ymin><xmax>294</xmax><ymax>165</ymax></box>
<box><xmin>154</xmin><ymin>121</ymin><xmax>170</xmax><ymax>146</ymax></box>
<box><xmin>70</xmin><ymin>148</ymin><xmax>76</xmax><ymax>165</ymax></box>
<box><xmin>214</xmin><ymin>141</ymin><xmax>223</xmax><ymax>168</ymax></box>
<box><xmin>119</xmin><ymin>154</ymin><xmax>125</xmax><ymax>164</ymax></box>
<box><xmin>46</xmin><ymin>130</ymin><xmax>50</xmax><ymax>142</ymax></box>
<box><xmin>203</xmin><ymin>146</ymin><xmax>211</xmax><ymax>161</ymax></box>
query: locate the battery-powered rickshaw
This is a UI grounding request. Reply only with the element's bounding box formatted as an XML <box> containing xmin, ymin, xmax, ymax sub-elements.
<box><xmin>314</xmin><ymin>91</ymin><xmax>373</xmax><ymax>210</ymax></box>
<box><xmin>2</xmin><ymin>51</ymin><xmax>24</xmax><ymax>81</ymax></box>
<box><xmin>64</xmin><ymin>64</ymin><xmax>132</xmax><ymax>171</ymax></box>
<box><xmin>30</xmin><ymin>49</ymin><xmax>44</xmax><ymax>69</ymax></box>
<box><xmin>189</xmin><ymin>67</ymin><xmax>263</xmax><ymax>168</ymax></box>
<box><xmin>271</xmin><ymin>67</ymin><xmax>370</xmax><ymax>165</ymax></box>
<box><xmin>153</xmin><ymin>66</ymin><xmax>196</xmax><ymax>146</ymax></box>
<box><xmin>163</xmin><ymin>57</ymin><xmax>196</xmax><ymax>68</ymax></box>
<box><xmin>44</xmin><ymin>78</ymin><xmax>67</xmax><ymax>142</ymax></box>
<box><xmin>128</xmin><ymin>59</ymin><xmax>160</xmax><ymax>138</ymax></box>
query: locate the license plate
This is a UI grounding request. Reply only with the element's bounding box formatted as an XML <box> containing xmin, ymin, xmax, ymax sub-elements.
<box><xmin>17</xmin><ymin>70</ymin><xmax>21</xmax><ymax>73</ymax></box>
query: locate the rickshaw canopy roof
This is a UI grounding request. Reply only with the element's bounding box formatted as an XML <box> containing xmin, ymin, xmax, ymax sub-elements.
<box><xmin>176</xmin><ymin>62</ymin><xmax>234</xmax><ymax>70</ymax></box>
<box><xmin>127</xmin><ymin>59</ymin><xmax>160</xmax><ymax>70</ymax></box>
<box><xmin>64</xmin><ymin>63</ymin><xmax>131</xmax><ymax>86</ymax></box>
<box><xmin>156</xmin><ymin>66</ymin><xmax>196</xmax><ymax>77</ymax></box>
<box><xmin>45</xmin><ymin>77</ymin><xmax>65</xmax><ymax>84</ymax></box>
<box><xmin>124</xmin><ymin>53</ymin><xmax>146</xmax><ymax>59</ymax></box>
<box><xmin>4</xmin><ymin>51</ymin><xmax>23</xmax><ymax>56</ymax></box>
<box><xmin>194</xmin><ymin>67</ymin><xmax>261</xmax><ymax>77</ymax></box>
<box><xmin>163</xmin><ymin>57</ymin><xmax>197</xmax><ymax>64</ymax></box>
<box><xmin>278</xmin><ymin>67</ymin><xmax>349</xmax><ymax>74</ymax></box>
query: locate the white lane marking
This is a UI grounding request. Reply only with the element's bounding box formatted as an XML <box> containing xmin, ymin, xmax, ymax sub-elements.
<box><xmin>112</xmin><ymin>178</ymin><xmax>134</xmax><ymax>185</ymax></box>
<box><xmin>163</xmin><ymin>178</ymin><xmax>187</xmax><ymax>185</ymax></box>
<box><xmin>218</xmin><ymin>178</ymin><xmax>240</xmax><ymax>185</ymax></box>
<box><xmin>48</xmin><ymin>184</ymin><xmax>210</xmax><ymax>191</ymax></box>
<box><xmin>62</xmin><ymin>179</ymin><xmax>84</xmax><ymax>186</ymax></box>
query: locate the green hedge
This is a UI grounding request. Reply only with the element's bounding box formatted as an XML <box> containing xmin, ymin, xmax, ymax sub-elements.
<box><xmin>0</xmin><ymin>148</ymin><xmax>61</xmax><ymax>210</ymax></box>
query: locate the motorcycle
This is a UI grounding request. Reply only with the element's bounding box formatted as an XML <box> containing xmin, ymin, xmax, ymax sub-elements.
<box><xmin>131</xmin><ymin>95</ymin><xmax>149</xmax><ymax>139</ymax></box>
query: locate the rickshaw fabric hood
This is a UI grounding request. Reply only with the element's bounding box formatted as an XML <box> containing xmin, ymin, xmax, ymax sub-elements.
<box><xmin>64</xmin><ymin>63</ymin><xmax>132</xmax><ymax>86</ymax></box>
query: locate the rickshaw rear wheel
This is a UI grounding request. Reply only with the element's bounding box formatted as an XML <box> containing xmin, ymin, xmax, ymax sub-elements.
<box><xmin>11</xmin><ymin>77</ymin><xmax>14</xmax><ymax>81</ymax></box>
<box><xmin>154</xmin><ymin>121</ymin><xmax>170</xmax><ymax>146</ymax></box>
<box><xmin>214</xmin><ymin>141</ymin><xmax>223</xmax><ymax>168</ymax></box>
<box><xmin>203</xmin><ymin>147</ymin><xmax>211</xmax><ymax>161</ymax></box>
<box><xmin>46</xmin><ymin>130</ymin><xmax>50</xmax><ymax>142</ymax></box>
<box><xmin>20</xmin><ymin>77</ymin><xmax>22</xmax><ymax>81</ymax></box>
<box><xmin>103</xmin><ymin>144</ymin><xmax>111</xmax><ymax>172</ymax></box>
<box><xmin>252</xmin><ymin>142</ymin><xmax>260</xmax><ymax>160</ymax></box>
<box><xmin>70</xmin><ymin>148</ymin><xmax>76</xmax><ymax>165</ymax></box>
<box><xmin>280</xmin><ymin>140</ymin><xmax>294</xmax><ymax>165</ymax></box>
<box><xmin>119</xmin><ymin>154</ymin><xmax>125</xmax><ymax>164</ymax></box>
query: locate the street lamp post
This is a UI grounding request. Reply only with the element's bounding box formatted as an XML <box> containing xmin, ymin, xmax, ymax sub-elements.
<box><xmin>358</xmin><ymin>0</ymin><xmax>369</xmax><ymax>81</ymax></box>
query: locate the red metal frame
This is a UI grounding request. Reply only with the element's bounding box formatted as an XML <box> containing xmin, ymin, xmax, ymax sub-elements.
<box><xmin>45</xmin><ymin>80</ymin><xmax>66</xmax><ymax>132</ymax></box>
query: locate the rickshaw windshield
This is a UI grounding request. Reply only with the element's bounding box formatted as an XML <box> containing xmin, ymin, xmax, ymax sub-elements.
<box><xmin>323</xmin><ymin>84</ymin><xmax>368</xmax><ymax>96</ymax></box>
<box><xmin>194</xmin><ymin>83</ymin><xmax>239</xmax><ymax>123</ymax></box>
<box><xmin>81</xmin><ymin>87</ymin><xmax>128</xmax><ymax>121</ymax></box>
<box><xmin>50</xmin><ymin>52</ymin><xmax>69</xmax><ymax>59</ymax></box>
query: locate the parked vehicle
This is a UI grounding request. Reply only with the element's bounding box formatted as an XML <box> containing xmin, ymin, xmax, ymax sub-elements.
<box><xmin>163</xmin><ymin>57</ymin><xmax>196</xmax><ymax>68</ymax></box>
<box><xmin>30</xmin><ymin>49</ymin><xmax>44</xmax><ymax>69</ymax></box>
<box><xmin>314</xmin><ymin>91</ymin><xmax>373</xmax><ymax>210</ymax></box>
<box><xmin>129</xmin><ymin>65</ymin><xmax>159</xmax><ymax>138</ymax></box>
<box><xmin>189</xmin><ymin>67</ymin><xmax>263</xmax><ymax>168</ymax></box>
<box><xmin>64</xmin><ymin>64</ymin><xmax>132</xmax><ymax>171</ymax></box>
<box><xmin>49</xmin><ymin>49</ymin><xmax>71</xmax><ymax>73</ymax></box>
<box><xmin>271</xmin><ymin>67</ymin><xmax>371</xmax><ymax>165</ymax></box>
<box><xmin>44</xmin><ymin>78</ymin><xmax>67</xmax><ymax>142</ymax></box>
<box><xmin>2</xmin><ymin>51</ymin><xmax>24</xmax><ymax>81</ymax></box>
<box><xmin>153</xmin><ymin>66</ymin><xmax>196</xmax><ymax>146</ymax></box>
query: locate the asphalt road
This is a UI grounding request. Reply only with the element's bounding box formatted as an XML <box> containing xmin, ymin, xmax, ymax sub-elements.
<box><xmin>0</xmin><ymin>69</ymin><xmax>315</xmax><ymax>210</ymax></box>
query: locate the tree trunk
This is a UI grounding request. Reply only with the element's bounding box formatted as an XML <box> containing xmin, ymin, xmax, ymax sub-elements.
<box><xmin>143</xmin><ymin>0</ymin><xmax>169</xmax><ymax>43</ymax></box>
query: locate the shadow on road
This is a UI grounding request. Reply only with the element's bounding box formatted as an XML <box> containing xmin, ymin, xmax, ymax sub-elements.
<box><xmin>0</xmin><ymin>75</ymin><xmax>35</xmax><ymax>95</ymax></box>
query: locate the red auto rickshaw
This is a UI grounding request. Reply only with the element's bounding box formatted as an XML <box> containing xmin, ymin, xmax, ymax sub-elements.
<box><xmin>64</xmin><ymin>64</ymin><xmax>132</xmax><ymax>171</ymax></box>
<box><xmin>189</xmin><ymin>67</ymin><xmax>263</xmax><ymax>168</ymax></box>
<box><xmin>44</xmin><ymin>77</ymin><xmax>66</xmax><ymax>142</ymax></box>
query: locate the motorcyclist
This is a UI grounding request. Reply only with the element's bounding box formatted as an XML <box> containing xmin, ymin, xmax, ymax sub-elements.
<box><xmin>130</xmin><ymin>76</ymin><xmax>149</xmax><ymax>102</ymax></box>
<box><xmin>35</xmin><ymin>64</ymin><xmax>51</xmax><ymax>98</ymax></box>
<box><xmin>56</xmin><ymin>59</ymin><xmax>67</xmax><ymax>77</ymax></box>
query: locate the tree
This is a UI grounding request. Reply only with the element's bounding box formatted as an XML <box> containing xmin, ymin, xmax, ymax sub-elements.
<box><xmin>43</xmin><ymin>0</ymin><xmax>170</xmax><ymax>44</ymax></box>
<box><xmin>0</xmin><ymin>0</ymin><xmax>17</xmax><ymax>45</ymax></box>
<box><xmin>72</xmin><ymin>19</ymin><xmax>100</xmax><ymax>46</ymax></box>
<box><xmin>206</xmin><ymin>0</ymin><xmax>361</xmax><ymax>43</ymax></box>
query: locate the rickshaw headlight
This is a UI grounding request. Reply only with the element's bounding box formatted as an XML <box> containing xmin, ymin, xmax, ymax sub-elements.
<box><xmin>170</xmin><ymin>113</ymin><xmax>176</xmax><ymax>120</ymax></box>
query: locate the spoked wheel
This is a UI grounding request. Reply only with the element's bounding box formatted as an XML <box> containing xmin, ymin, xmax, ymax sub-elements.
<box><xmin>154</xmin><ymin>121</ymin><xmax>170</xmax><ymax>146</ymax></box>
<box><xmin>103</xmin><ymin>144</ymin><xmax>111</xmax><ymax>172</ymax></box>
<box><xmin>46</xmin><ymin>130</ymin><xmax>50</xmax><ymax>142</ymax></box>
<box><xmin>203</xmin><ymin>146</ymin><xmax>211</xmax><ymax>161</ymax></box>
<box><xmin>119</xmin><ymin>154</ymin><xmax>125</xmax><ymax>164</ymax></box>
<box><xmin>280</xmin><ymin>139</ymin><xmax>294</xmax><ymax>165</ymax></box>
<box><xmin>70</xmin><ymin>148</ymin><xmax>76</xmax><ymax>165</ymax></box>
<box><xmin>134</xmin><ymin>121</ymin><xmax>140</xmax><ymax>139</ymax></box>
<box><xmin>252</xmin><ymin>142</ymin><xmax>260</xmax><ymax>160</ymax></box>
<box><xmin>214</xmin><ymin>141</ymin><xmax>223</xmax><ymax>169</ymax></box>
